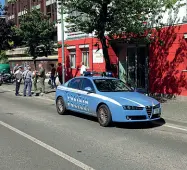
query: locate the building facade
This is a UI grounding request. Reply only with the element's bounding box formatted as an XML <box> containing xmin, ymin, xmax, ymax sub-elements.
<box><xmin>57</xmin><ymin>0</ymin><xmax>187</xmax><ymax>96</ymax></box>
<box><xmin>5</xmin><ymin>0</ymin><xmax>58</xmax><ymax>72</ymax></box>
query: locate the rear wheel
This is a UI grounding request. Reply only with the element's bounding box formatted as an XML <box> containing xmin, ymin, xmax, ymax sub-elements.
<box><xmin>56</xmin><ymin>97</ymin><xmax>67</xmax><ymax>115</ymax></box>
<box><xmin>97</xmin><ymin>104</ymin><xmax>112</xmax><ymax>127</ymax></box>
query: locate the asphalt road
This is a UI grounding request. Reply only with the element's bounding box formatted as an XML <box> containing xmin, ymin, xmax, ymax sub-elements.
<box><xmin>0</xmin><ymin>88</ymin><xmax>187</xmax><ymax>170</ymax></box>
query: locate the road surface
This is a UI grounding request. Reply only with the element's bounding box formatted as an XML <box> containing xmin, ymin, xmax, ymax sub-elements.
<box><xmin>0</xmin><ymin>88</ymin><xmax>187</xmax><ymax>170</ymax></box>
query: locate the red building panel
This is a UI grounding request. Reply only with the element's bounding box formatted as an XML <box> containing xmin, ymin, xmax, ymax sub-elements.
<box><xmin>59</xmin><ymin>24</ymin><xmax>187</xmax><ymax>96</ymax></box>
<box><xmin>149</xmin><ymin>24</ymin><xmax>187</xmax><ymax>96</ymax></box>
<box><xmin>58</xmin><ymin>38</ymin><xmax>106</xmax><ymax>80</ymax></box>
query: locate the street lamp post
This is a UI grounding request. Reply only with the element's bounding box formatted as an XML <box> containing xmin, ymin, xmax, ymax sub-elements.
<box><xmin>60</xmin><ymin>1</ymin><xmax>65</xmax><ymax>84</ymax></box>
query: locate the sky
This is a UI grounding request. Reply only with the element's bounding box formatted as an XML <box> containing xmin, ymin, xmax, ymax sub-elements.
<box><xmin>0</xmin><ymin>0</ymin><xmax>5</xmax><ymax>6</ymax></box>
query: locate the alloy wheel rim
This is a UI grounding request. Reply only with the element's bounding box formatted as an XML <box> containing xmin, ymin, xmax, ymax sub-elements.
<box><xmin>99</xmin><ymin>107</ymin><xmax>108</xmax><ymax>124</ymax></box>
<box><xmin>57</xmin><ymin>99</ymin><xmax>63</xmax><ymax>112</ymax></box>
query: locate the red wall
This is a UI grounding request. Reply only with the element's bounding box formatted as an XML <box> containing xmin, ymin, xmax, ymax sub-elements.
<box><xmin>58</xmin><ymin>37</ymin><xmax>118</xmax><ymax>81</ymax></box>
<box><xmin>59</xmin><ymin>24</ymin><xmax>187</xmax><ymax>96</ymax></box>
<box><xmin>149</xmin><ymin>24</ymin><xmax>187</xmax><ymax>96</ymax></box>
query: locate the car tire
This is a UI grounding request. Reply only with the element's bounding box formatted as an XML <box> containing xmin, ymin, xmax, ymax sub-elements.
<box><xmin>56</xmin><ymin>97</ymin><xmax>67</xmax><ymax>115</ymax></box>
<box><xmin>97</xmin><ymin>104</ymin><xmax>112</xmax><ymax>127</ymax></box>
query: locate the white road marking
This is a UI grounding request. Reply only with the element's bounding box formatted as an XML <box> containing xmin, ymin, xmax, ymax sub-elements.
<box><xmin>0</xmin><ymin>121</ymin><xmax>95</xmax><ymax>170</ymax></box>
<box><xmin>163</xmin><ymin>124</ymin><xmax>187</xmax><ymax>132</ymax></box>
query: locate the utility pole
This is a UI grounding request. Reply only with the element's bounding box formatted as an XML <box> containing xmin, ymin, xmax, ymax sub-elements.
<box><xmin>60</xmin><ymin>0</ymin><xmax>65</xmax><ymax>84</ymax></box>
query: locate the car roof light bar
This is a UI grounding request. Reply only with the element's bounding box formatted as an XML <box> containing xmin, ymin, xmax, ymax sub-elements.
<box><xmin>83</xmin><ymin>71</ymin><xmax>113</xmax><ymax>77</ymax></box>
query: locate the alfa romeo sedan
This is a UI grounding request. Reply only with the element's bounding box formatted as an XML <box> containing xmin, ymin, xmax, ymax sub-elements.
<box><xmin>55</xmin><ymin>74</ymin><xmax>161</xmax><ymax>127</ymax></box>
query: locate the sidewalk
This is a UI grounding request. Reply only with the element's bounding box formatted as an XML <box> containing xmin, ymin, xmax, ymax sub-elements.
<box><xmin>161</xmin><ymin>99</ymin><xmax>187</xmax><ymax>124</ymax></box>
<box><xmin>0</xmin><ymin>83</ymin><xmax>187</xmax><ymax>124</ymax></box>
<box><xmin>1</xmin><ymin>80</ymin><xmax>55</xmax><ymax>100</ymax></box>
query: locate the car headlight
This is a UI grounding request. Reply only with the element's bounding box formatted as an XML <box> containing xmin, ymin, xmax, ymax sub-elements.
<box><xmin>153</xmin><ymin>103</ymin><xmax>160</xmax><ymax>109</ymax></box>
<box><xmin>123</xmin><ymin>106</ymin><xmax>144</xmax><ymax>110</ymax></box>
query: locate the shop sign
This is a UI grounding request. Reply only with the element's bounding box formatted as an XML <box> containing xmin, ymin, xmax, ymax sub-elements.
<box><xmin>93</xmin><ymin>49</ymin><xmax>104</xmax><ymax>63</ymax></box>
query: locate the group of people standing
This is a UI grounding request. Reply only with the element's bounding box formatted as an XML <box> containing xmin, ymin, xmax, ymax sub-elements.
<box><xmin>13</xmin><ymin>63</ymin><xmax>46</xmax><ymax>96</ymax></box>
<box><xmin>13</xmin><ymin>62</ymin><xmax>63</xmax><ymax>97</ymax></box>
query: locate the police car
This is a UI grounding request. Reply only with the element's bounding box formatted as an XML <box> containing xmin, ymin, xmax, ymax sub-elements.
<box><xmin>55</xmin><ymin>72</ymin><xmax>161</xmax><ymax>127</ymax></box>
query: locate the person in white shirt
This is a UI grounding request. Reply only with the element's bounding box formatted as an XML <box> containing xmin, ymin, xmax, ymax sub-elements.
<box><xmin>13</xmin><ymin>64</ymin><xmax>19</xmax><ymax>73</ymax></box>
<box><xmin>14</xmin><ymin>66</ymin><xmax>23</xmax><ymax>96</ymax></box>
<box><xmin>80</xmin><ymin>62</ymin><xmax>87</xmax><ymax>76</ymax></box>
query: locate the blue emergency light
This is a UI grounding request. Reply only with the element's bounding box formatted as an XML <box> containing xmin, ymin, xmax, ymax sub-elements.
<box><xmin>83</xmin><ymin>71</ymin><xmax>113</xmax><ymax>77</ymax></box>
<box><xmin>83</xmin><ymin>71</ymin><xmax>94</xmax><ymax>76</ymax></box>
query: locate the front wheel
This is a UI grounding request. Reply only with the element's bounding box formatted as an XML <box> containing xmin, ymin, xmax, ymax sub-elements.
<box><xmin>56</xmin><ymin>97</ymin><xmax>67</xmax><ymax>115</ymax></box>
<box><xmin>97</xmin><ymin>104</ymin><xmax>112</xmax><ymax>127</ymax></box>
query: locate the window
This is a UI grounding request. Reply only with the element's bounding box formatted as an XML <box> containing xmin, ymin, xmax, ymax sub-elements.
<box><xmin>68</xmin><ymin>78</ymin><xmax>82</xmax><ymax>90</ymax></box>
<box><xmin>93</xmin><ymin>79</ymin><xmax>133</xmax><ymax>92</ymax></box>
<box><xmin>81</xmin><ymin>79</ymin><xmax>95</xmax><ymax>92</ymax></box>
<box><xmin>69</xmin><ymin>52</ymin><xmax>76</xmax><ymax>68</ymax></box>
<box><xmin>82</xmin><ymin>51</ymin><xmax>89</xmax><ymax>67</ymax></box>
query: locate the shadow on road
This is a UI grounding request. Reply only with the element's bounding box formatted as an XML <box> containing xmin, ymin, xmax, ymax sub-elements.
<box><xmin>0</xmin><ymin>90</ymin><xmax>11</xmax><ymax>94</ymax></box>
<box><xmin>68</xmin><ymin>111</ymin><xmax>98</xmax><ymax>123</ymax></box>
<box><xmin>114</xmin><ymin>118</ymin><xmax>166</xmax><ymax>129</ymax></box>
<box><xmin>45</xmin><ymin>90</ymin><xmax>56</xmax><ymax>94</ymax></box>
<box><xmin>66</xmin><ymin>111</ymin><xmax>166</xmax><ymax>129</ymax></box>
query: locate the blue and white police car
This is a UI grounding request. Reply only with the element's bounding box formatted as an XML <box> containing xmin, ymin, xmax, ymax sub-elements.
<box><xmin>55</xmin><ymin>72</ymin><xmax>161</xmax><ymax>127</ymax></box>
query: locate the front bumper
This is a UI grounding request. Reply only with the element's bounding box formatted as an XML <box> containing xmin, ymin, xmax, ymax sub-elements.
<box><xmin>112</xmin><ymin>107</ymin><xmax>162</xmax><ymax>122</ymax></box>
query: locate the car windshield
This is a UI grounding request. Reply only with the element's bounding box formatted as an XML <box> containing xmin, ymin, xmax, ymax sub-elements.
<box><xmin>93</xmin><ymin>79</ymin><xmax>133</xmax><ymax>92</ymax></box>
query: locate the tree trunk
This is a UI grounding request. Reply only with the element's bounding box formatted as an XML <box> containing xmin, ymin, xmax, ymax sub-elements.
<box><xmin>33</xmin><ymin>59</ymin><xmax>36</xmax><ymax>70</ymax></box>
<box><xmin>99</xmin><ymin>35</ymin><xmax>112</xmax><ymax>71</ymax></box>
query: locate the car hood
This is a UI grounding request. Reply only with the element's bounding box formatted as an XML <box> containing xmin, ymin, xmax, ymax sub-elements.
<box><xmin>102</xmin><ymin>92</ymin><xmax>159</xmax><ymax>107</ymax></box>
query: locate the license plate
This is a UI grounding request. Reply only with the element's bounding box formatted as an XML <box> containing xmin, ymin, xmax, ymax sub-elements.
<box><xmin>153</xmin><ymin>108</ymin><xmax>161</xmax><ymax>114</ymax></box>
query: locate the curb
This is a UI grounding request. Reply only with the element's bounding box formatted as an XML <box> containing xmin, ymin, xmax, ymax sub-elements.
<box><xmin>0</xmin><ymin>86</ymin><xmax>55</xmax><ymax>100</ymax></box>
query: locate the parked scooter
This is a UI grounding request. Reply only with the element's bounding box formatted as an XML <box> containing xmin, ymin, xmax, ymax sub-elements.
<box><xmin>0</xmin><ymin>72</ymin><xmax>15</xmax><ymax>84</ymax></box>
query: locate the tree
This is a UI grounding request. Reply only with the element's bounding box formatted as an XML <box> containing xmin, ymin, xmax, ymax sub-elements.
<box><xmin>0</xmin><ymin>51</ymin><xmax>8</xmax><ymax>64</ymax></box>
<box><xmin>0</xmin><ymin>3</ymin><xmax>17</xmax><ymax>52</ymax></box>
<box><xmin>63</xmin><ymin>0</ymin><xmax>181</xmax><ymax>71</ymax></box>
<box><xmin>0</xmin><ymin>3</ymin><xmax>22</xmax><ymax>63</ymax></box>
<box><xmin>13</xmin><ymin>9</ymin><xmax>56</xmax><ymax>67</ymax></box>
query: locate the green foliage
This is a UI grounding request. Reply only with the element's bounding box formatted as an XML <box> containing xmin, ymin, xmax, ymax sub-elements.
<box><xmin>13</xmin><ymin>9</ymin><xmax>56</xmax><ymax>59</ymax></box>
<box><xmin>64</xmin><ymin>0</ymin><xmax>181</xmax><ymax>39</ymax></box>
<box><xmin>0</xmin><ymin>3</ymin><xmax>20</xmax><ymax>52</ymax></box>
<box><xmin>0</xmin><ymin>51</ymin><xmax>8</xmax><ymax>64</ymax></box>
<box><xmin>63</xmin><ymin>0</ymin><xmax>182</xmax><ymax>70</ymax></box>
<box><xmin>55</xmin><ymin>43</ymin><xmax>69</xmax><ymax>48</ymax></box>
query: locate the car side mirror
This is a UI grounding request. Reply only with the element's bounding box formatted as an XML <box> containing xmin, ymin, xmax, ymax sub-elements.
<box><xmin>84</xmin><ymin>87</ymin><xmax>94</xmax><ymax>93</ymax></box>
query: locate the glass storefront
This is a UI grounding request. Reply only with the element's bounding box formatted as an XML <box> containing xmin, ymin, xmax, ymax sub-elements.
<box><xmin>118</xmin><ymin>45</ymin><xmax>148</xmax><ymax>92</ymax></box>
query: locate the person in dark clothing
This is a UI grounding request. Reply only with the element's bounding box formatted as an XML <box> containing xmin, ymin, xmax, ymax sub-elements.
<box><xmin>33</xmin><ymin>70</ymin><xmax>38</xmax><ymax>94</ymax></box>
<box><xmin>57</xmin><ymin>63</ymin><xmax>62</xmax><ymax>85</ymax></box>
<box><xmin>14</xmin><ymin>66</ymin><xmax>23</xmax><ymax>96</ymax></box>
<box><xmin>38</xmin><ymin>63</ymin><xmax>46</xmax><ymax>95</ymax></box>
<box><xmin>50</xmin><ymin>64</ymin><xmax>57</xmax><ymax>89</ymax></box>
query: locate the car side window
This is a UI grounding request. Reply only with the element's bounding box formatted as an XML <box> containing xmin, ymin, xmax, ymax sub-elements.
<box><xmin>81</xmin><ymin>79</ymin><xmax>95</xmax><ymax>92</ymax></box>
<box><xmin>68</xmin><ymin>78</ymin><xmax>82</xmax><ymax>90</ymax></box>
